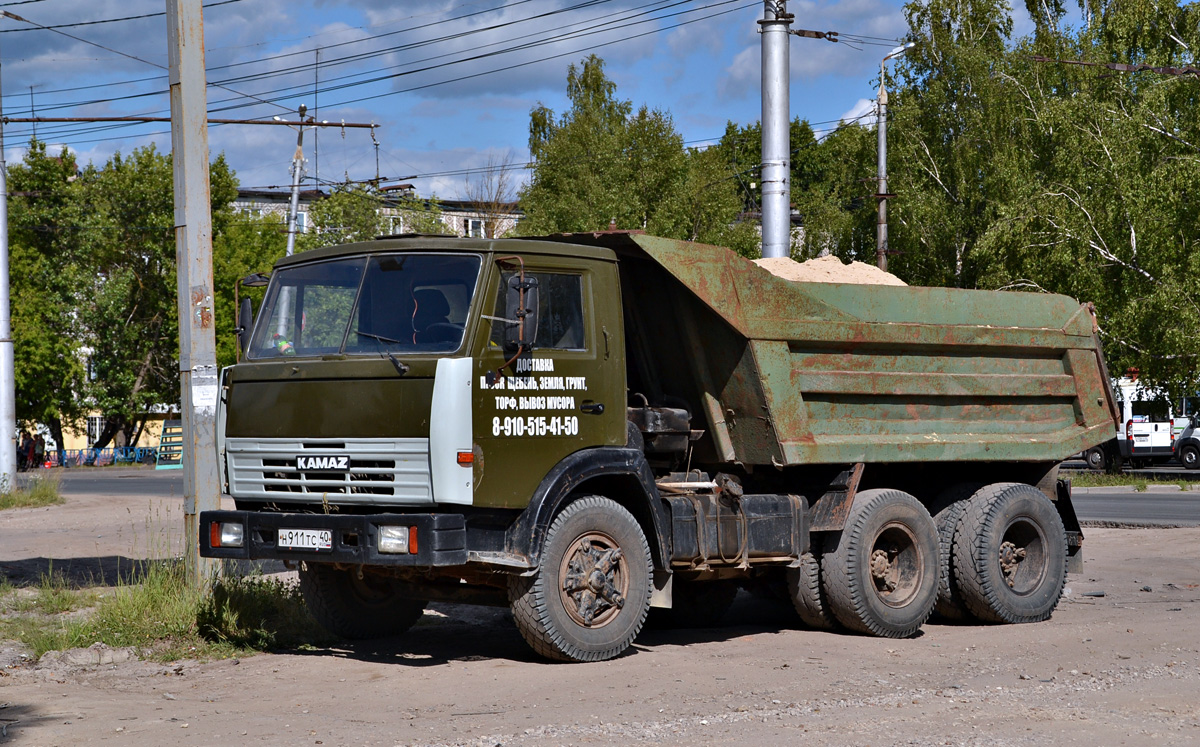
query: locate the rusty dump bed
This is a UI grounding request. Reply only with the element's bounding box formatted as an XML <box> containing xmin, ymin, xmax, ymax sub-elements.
<box><xmin>550</xmin><ymin>232</ymin><xmax>1120</xmax><ymax>467</ymax></box>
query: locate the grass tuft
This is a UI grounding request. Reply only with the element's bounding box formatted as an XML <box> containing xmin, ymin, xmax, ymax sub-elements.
<box><xmin>0</xmin><ymin>475</ymin><xmax>65</xmax><ymax>511</ymax></box>
<box><xmin>0</xmin><ymin>562</ymin><xmax>329</xmax><ymax>661</ymax></box>
<box><xmin>197</xmin><ymin>573</ymin><xmax>332</xmax><ymax>650</ymax></box>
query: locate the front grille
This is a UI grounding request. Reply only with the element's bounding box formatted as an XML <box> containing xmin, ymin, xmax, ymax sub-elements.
<box><xmin>226</xmin><ymin>437</ymin><xmax>432</xmax><ymax>504</ymax></box>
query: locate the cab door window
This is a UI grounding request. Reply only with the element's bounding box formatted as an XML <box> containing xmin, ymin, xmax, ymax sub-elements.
<box><xmin>490</xmin><ymin>272</ymin><xmax>585</xmax><ymax>351</ymax></box>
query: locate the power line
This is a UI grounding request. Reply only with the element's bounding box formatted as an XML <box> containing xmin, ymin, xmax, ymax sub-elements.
<box><xmin>0</xmin><ymin>0</ymin><xmax>246</xmax><ymax>32</ymax></box>
<box><xmin>0</xmin><ymin>9</ymin><xmax>293</xmax><ymax>117</ymax></box>
<box><xmin>6</xmin><ymin>1</ymin><xmax>750</xmax><ymax>145</ymax></box>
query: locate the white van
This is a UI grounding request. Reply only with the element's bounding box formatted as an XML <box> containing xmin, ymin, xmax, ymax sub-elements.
<box><xmin>1084</xmin><ymin>377</ymin><xmax>1184</xmax><ymax>470</ymax></box>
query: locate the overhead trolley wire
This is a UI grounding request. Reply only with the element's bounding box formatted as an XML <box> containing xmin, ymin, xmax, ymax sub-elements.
<box><xmin>0</xmin><ymin>0</ymin><xmax>246</xmax><ymax>32</ymax></box>
<box><xmin>7</xmin><ymin>0</ymin><xmax>739</xmax><ymax>142</ymax></box>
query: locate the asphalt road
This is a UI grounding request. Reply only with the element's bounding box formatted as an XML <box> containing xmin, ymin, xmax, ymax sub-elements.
<box><xmin>1071</xmin><ymin>488</ymin><xmax>1200</xmax><ymax>526</ymax></box>
<box><xmin>35</xmin><ymin>466</ymin><xmax>184</xmax><ymax>499</ymax></box>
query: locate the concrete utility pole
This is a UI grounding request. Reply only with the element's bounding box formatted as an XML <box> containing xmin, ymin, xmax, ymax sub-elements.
<box><xmin>876</xmin><ymin>42</ymin><xmax>914</xmax><ymax>272</ymax></box>
<box><xmin>759</xmin><ymin>0</ymin><xmax>793</xmax><ymax>259</ymax></box>
<box><xmin>0</xmin><ymin>51</ymin><xmax>15</xmax><ymax>489</ymax></box>
<box><xmin>274</xmin><ymin>105</ymin><xmax>311</xmax><ymax>337</ymax></box>
<box><xmin>285</xmin><ymin>104</ymin><xmax>309</xmax><ymax>259</ymax></box>
<box><xmin>167</xmin><ymin>0</ymin><xmax>221</xmax><ymax>584</ymax></box>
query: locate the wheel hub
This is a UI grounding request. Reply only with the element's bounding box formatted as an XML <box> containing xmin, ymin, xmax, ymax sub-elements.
<box><xmin>871</xmin><ymin>547</ymin><xmax>898</xmax><ymax>592</ymax></box>
<box><xmin>999</xmin><ymin>540</ymin><xmax>1027</xmax><ymax>587</ymax></box>
<box><xmin>560</xmin><ymin>535</ymin><xmax>626</xmax><ymax>628</ymax></box>
<box><xmin>869</xmin><ymin>522</ymin><xmax>924</xmax><ymax>607</ymax></box>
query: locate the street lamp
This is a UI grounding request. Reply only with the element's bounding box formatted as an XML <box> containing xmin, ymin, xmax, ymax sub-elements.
<box><xmin>876</xmin><ymin>41</ymin><xmax>914</xmax><ymax>272</ymax></box>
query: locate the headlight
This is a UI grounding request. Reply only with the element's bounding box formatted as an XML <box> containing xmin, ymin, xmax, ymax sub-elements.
<box><xmin>210</xmin><ymin>521</ymin><xmax>244</xmax><ymax>548</ymax></box>
<box><xmin>378</xmin><ymin>525</ymin><xmax>416</xmax><ymax>554</ymax></box>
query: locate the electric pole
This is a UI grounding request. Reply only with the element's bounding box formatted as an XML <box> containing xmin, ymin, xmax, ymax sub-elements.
<box><xmin>0</xmin><ymin>48</ymin><xmax>15</xmax><ymax>490</ymax></box>
<box><xmin>876</xmin><ymin>42</ymin><xmax>914</xmax><ymax>272</ymax></box>
<box><xmin>167</xmin><ymin>0</ymin><xmax>221</xmax><ymax>584</ymax></box>
<box><xmin>759</xmin><ymin>0</ymin><xmax>793</xmax><ymax>259</ymax></box>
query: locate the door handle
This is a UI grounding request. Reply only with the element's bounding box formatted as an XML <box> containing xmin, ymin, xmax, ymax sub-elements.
<box><xmin>581</xmin><ymin>401</ymin><xmax>605</xmax><ymax>415</ymax></box>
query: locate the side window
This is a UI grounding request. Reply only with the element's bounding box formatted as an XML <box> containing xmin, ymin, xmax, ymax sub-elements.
<box><xmin>490</xmin><ymin>271</ymin><xmax>585</xmax><ymax>351</ymax></box>
<box><xmin>1131</xmin><ymin>399</ymin><xmax>1169</xmax><ymax>422</ymax></box>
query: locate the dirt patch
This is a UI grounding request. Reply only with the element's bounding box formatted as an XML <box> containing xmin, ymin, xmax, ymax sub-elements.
<box><xmin>2</xmin><ymin>483</ymin><xmax>1200</xmax><ymax>745</ymax></box>
<box><xmin>754</xmin><ymin>255</ymin><xmax>907</xmax><ymax>286</ymax></box>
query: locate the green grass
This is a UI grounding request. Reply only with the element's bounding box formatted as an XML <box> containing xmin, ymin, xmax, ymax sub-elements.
<box><xmin>0</xmin><ymin>563</ymin><xmax>330</xmax><ymax>661</ymax></box>
<box><xmin>9</xmin><ymin>569</ymin><xmax>95</xmax><ymax>615</ymax></box>
<box><xmin>1066</xmin><ymin>471</ymin><xmax>1196</xmax><ymax>489</ymax></box>
<box><xmin>0</xmin><ymin>475</ymin><xmax>65</xmax><ymax>511</ymax></box>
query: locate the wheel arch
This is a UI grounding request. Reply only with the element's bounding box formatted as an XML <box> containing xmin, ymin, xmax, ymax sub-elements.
<box><xmin>505</xmin><ymin>446</ymin><xmax>671</xmax><ymax>571</ymax></box>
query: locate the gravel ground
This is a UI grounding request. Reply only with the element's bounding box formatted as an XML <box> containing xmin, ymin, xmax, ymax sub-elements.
<box><xmin>1</xmin><ymin>485</ymin><xmax>1198</xmax><ymax>746</ymax></box>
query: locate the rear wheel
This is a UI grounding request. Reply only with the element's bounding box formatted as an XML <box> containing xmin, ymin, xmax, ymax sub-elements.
<box><xmin>298</xmin><ymin>563</ymin><xmax>427</xmax><ymax>640</ymax></box>
<box><xmin>509</xmin><ymin>496</ymin><xmax>652</xmax><ymax>662</ymax></box>
<box><xmin>786</xmin><ymin>549</ymin><xmax>838</xmax><ymax>631</ymax></box>
<box><xmin>930</xmin><ymin>483</ymin><xmax>984</xmax><ymax>621</ymax></box>
<box><xmin>953</xmin><ymin>483</ymin><xmax>1067</xmax><ymax>624</ymax></box>
<box><xmin>821</xmin><ymin>489</ymin><xmax>938</xmax><ymax>638</ymax></box>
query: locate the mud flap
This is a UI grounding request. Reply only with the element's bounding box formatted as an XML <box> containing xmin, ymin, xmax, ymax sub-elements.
<box><xmin>1056</xmin><ymin>478</ymin><xmax>1084</xmax><ymax>574</ymax></box>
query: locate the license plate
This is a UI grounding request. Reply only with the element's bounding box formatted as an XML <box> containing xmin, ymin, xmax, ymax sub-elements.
<box><xmin>278</xmin><ymin>528</ymin><xmax>332</xmax><ymax>551</ymax></box>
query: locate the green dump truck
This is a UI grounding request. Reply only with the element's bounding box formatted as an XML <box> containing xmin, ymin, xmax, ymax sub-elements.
<box><xmin>201</xmin><ymin>232</ymin><xmax>1119</xmax><ymax>662</ymax></box>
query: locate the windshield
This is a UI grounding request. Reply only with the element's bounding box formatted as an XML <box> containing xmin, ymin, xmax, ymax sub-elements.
<box><xmin>248</xmin><ymin>253</ymin><xmax>482</xmax><ymax>359</ymax></box>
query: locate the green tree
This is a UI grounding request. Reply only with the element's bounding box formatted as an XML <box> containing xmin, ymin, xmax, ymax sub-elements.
<box><xmin>78</xmin><ymin>145</ymin><xmax>238</xmax><ymax>448</ymax></box>
<box><xmin>213</xmin><ymin>212</ymin><xmax>287</xmax><ymax>368</ymax></box>
<box><xmin>886</xmin><ymin>0</ymin><xmax>1026</xmax><ymax>288</ymax></box>
<box><xmin>7</xmin><ymin>140</ymin><xmax>89</xmax><ymax>451</ymax></box>
<box><xmin>520</xmin><ymin>55</ymin><xmax>750</xmax><ymax>250</ymax></box>
<box><xmin>297</xmin><ymin>183</ymin><xmax>387</xmax><ymax>249</ymax></box>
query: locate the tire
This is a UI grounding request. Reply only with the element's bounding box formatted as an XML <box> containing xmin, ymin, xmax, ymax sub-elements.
<box><xmin>952</xmin><ymin>483</ymin><xmax>1067</xmax><ymax>624</ymax></box>
<box><xmin>652</xmin><ymin>578</ymin><xmax>738</xmax><ymax>629</ymax></box>
<box><xmin>298</xmin><ymin>563</ymin><xmax>427</xmax><ymax>640</ymax></box>
<box><xmin>786</xmin><ymin>549</ymin><xmax>838</xmax><ymax>631</ymax></box>
<box><xmin>1180</xmin><ymin>444</ymin><xmax>1200</xmax><ymax>470</ymax></box>
<box><xmin>929</xmin><ymin>483</ymin><xmax>984</xmax><ymax>622</ymax></box>
<box><xmin>821</xmin><ymin>489</ymin><xmax>939</xmax><ymax>638</ymax></box>
<box><xmin>508</xmin><ymin>496</ymin><xmax>653</xmax><ymax>662</ymax></box>
<box><xmin>1085</xmin><ymin>447</ymin><xmax>1105</xmax><ymax>471</ymax></box>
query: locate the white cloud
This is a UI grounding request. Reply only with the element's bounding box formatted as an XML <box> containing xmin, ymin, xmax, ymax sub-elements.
<box><xmin>836</xmin><ymin>98</ymin><xmax>877</xmax><ymax>130</ymax></box>
<box><xmin>719</xmin><ymin>46</ymin><xmax>759</xmax><ymax>101</ymax></box>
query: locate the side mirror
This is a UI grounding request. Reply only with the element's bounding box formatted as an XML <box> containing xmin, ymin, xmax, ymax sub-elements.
<box><xmin>240</xmin><ymin>273</ymin><xmax>271</xmax><ymax>288</ymax></box>
<box><xmin>237</xmin><ymin>297</ymin><xmax>254</xmax><ymax>354</ymax></box>
<box><xmin>504</xmin><ymin>274</ymin><xmax>539</xmax><ymax>351</ymax></box>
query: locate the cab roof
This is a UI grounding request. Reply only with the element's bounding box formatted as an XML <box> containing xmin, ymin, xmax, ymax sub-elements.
<box><xmin>273</xmin><ymin>232</ymin><xmax>632</xmax><ymax>269</ymax></box>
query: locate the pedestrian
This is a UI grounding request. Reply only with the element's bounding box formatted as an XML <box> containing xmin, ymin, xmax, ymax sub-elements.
<box><xmin>34</xmin><ymin>434</ymin><xmax>45</xmax><ymax>469</ymax></box>
<box><xmin>17</xmin><ymin>431</ymin><xmax>31</xmax><ymax>471</ymax></box>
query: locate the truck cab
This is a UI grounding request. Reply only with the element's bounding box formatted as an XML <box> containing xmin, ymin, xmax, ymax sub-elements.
<box><xmin>221</xmin><ymin>238</ymin><xmax>625</xmax><ymax>516</ymax></box>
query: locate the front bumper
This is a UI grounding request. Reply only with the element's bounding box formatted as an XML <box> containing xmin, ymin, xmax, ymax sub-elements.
<box><xmin>199</xmin><ymin>510</ymin><xmax>468</xmax><ymax>566</ymax></box>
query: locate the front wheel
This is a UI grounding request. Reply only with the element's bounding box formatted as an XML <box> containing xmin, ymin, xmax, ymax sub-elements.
<box><xmin>821</xmin><ymin>489</ymin><xmax>939</xmax><ymax>638</ymax></box>
<box><xmin>1084</xmin><ymin>447</ymin><xmax>1105</xmax><ymax>471</ymax></box>
<box><xmin>952</xmin><ymin>483</ymin><xmax>1067</xmax><ymax>624</ymax></box>
<box><xmin>1179</xmin><ymin>444</ymin><xmax>1200</xmax><ymax>470</ymax></box>
<box><xmin>298</xmin><ymin>564</ymin><xmax>427</xmax><ymax>640</ymax></box>
<box><xmin>509</xmin><ymin>496</ymin><xmax>652</xmax><ymax>662</ymax></box>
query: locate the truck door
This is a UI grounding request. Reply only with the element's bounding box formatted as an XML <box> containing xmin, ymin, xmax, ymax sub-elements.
<box><xmin>469</xmin><ymin>254</ymin><xmax>624</xmax><ymax>510</ymax></box>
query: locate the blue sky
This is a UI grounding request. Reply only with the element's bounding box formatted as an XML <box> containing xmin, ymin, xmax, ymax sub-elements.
<box><xmin>1</xmin><ymin>0</ymin><xmax>1037</xmax><ymax>200</ymax></box>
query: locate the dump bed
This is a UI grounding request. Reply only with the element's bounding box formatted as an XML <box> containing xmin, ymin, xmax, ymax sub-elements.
<box><xmin>548</xmin><ymin>232</ymin><xmax>1120</xmax><ymax>467</ymax></box>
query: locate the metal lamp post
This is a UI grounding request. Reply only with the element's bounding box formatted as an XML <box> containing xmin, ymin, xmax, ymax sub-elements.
<box><xmin>875</xmin><ymin>41</ymin><xmax>914</xmax><ymax>271</ymax></box>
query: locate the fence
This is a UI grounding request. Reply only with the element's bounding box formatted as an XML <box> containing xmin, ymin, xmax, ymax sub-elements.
<box><xmin>40</xmin><ymin>446</ymin><xmax>159</xmax><ymax>468</ymax></box>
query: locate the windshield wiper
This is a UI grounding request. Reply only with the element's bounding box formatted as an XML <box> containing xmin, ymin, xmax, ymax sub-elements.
<box><xmin>355</xmin><ymin>329</ymin><xmax>410</xmax><ymax>376</ymax></box>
